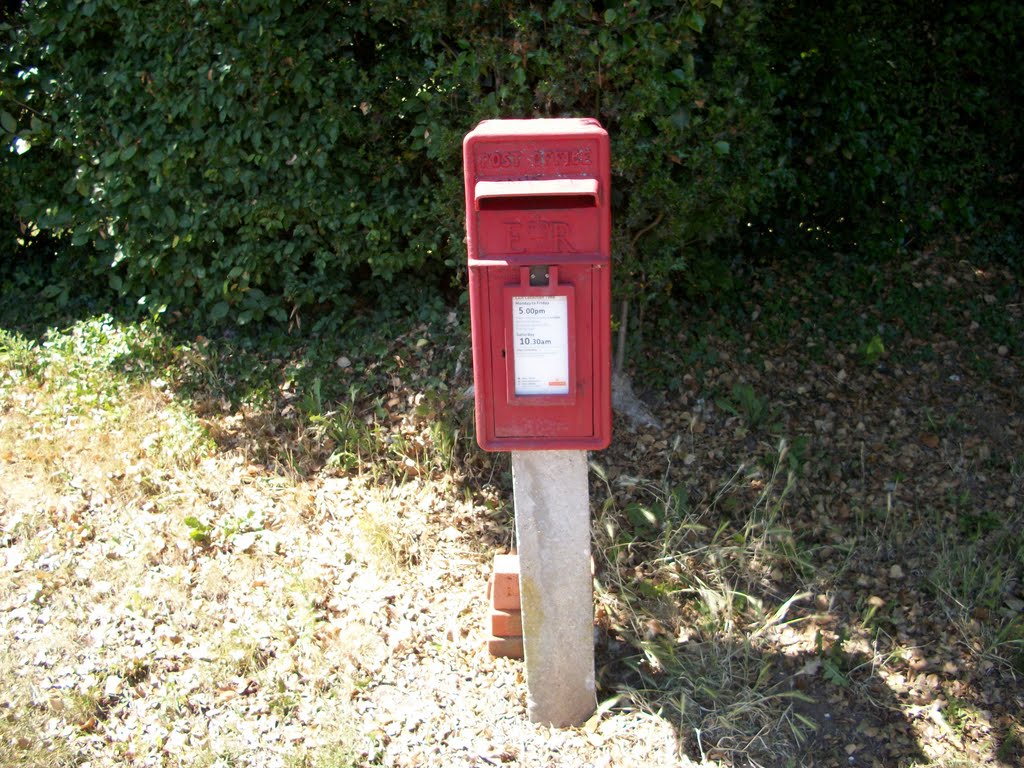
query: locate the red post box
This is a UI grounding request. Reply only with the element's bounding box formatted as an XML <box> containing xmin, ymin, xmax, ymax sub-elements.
<box><xmin>463</xmin><ymin>118</ymin><xmax>612</xmax><ymax>451</ymax></box>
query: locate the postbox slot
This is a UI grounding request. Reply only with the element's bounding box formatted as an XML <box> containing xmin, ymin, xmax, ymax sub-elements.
<box><xmin>478</xmin><ymin>195</ymin><xmax>596</xmax><ymax>211</ymax></box>
<box><xmin>474</xmin><ymin>179</ymin><xmax>599</xmax><ymax>211</ymax></box>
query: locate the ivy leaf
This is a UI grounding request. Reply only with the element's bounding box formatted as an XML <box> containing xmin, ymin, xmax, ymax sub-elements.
<box><xmin>823</xmin><ymin>658</ymin><xmax>849</xmax><ymax>687</ymax></box>
<box><xmin>209</xmin><ymin>302</ymin><xmax>230</xmax><ymax>322</ymax></box>
<box><xmin>1</xmin><ymin>110</ymin><xmax>17</xmax><ymax>134</ymax></box>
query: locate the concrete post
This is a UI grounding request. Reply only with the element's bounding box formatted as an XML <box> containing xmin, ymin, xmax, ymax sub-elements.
<box><xmin>511</xmin><ymin>449</ymin><xmax>596</xmax><ymax>727</ymax></box>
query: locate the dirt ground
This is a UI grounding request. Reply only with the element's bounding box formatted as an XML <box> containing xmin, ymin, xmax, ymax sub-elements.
<box><xmin>1</xmin><ymin>253</ymin><xmax>1022</xmax><ymax>767</ymax></box>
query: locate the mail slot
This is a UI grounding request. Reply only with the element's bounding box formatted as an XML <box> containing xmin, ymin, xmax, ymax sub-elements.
<box><xmin>463</xmin><ymin>118</ymin><xmax>612</xmax><ymax>451</ymax></box>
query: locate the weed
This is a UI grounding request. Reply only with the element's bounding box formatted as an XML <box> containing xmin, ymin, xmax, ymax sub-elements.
<box><xmin>301</xmin><ymin>380</ymin><xmax>374</xmax><ymax>473</ymax></box>
<box><xmin>942</xmin><ymin>696</ymin><xmax>978</xmax><ymax>739</ymax></box>
<box><xmin>356</xmin><ymin>505</ymin><xmax>420</xmax><ymax>570</ymax></box>
<box><xmin>716</xmin><ymin>382</ymin><xmax>781</xmax><ymax>434</ymax></box>
<box><xmin>955</xmin><ymin>508</ymin><xmax>1001</xmax><ymax>541</ymax></box>
<box><xmin>220</xmin><ymin>506</ymin><xmax>265</xmax><ymax>538</ymax></box>
<box><xmin>996</xmin><ymin>724</ymin><xmax>1024</xmax><ymax>764</ymax></box>
<box><xmin>816</xmin><ymin>628</ymin><xmax>852</xmax><ymax>688</ymax></box>
<box><xmin>224</xmin><ymin>634</ymin><xmax>274</xmax><ymax>676</ymax></box>
<box><xmin>992</xmin><ymin>616</ymin><xmax>1024</xmax><ymax>674</ymax></box>
<box><xmin>184</xmin><ymin>516</ymin><xmax>212</xmax><ymax>544</ymax></box>
<box><xmin>860</xmin><ymin>333</ymin><xmax>886</xmax><ymax>365</ymax></box>
<box><xmin>927</xmin><ymin>516</ymin><xmax>1023</xmax><ymax>664</ymax></box>
<box><xmin>0</xmin><ymin>329</ymin><xmax>39</xmax><ymax>377</ymax></box>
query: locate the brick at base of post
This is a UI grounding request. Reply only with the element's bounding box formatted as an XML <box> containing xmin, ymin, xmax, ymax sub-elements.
<box><xmin>487</xmin><ymin>553</ymin><xmax>524</xmax><ymax>658</ymax></box>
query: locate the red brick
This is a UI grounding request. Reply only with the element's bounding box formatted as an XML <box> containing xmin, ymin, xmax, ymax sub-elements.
<box><xmin>490</xmin><ymin>607</ymin><xmax>523</xmax><ymax>637</ymax></box>
<box><xmin>491</xmin><ymin>554</ymin><xmax>520</xmax><ymax>611</ymax></box>
<box><xmin>487</xmin><ymin>635</ymin><xmax>524</xmax><ymax>659</ymax></box>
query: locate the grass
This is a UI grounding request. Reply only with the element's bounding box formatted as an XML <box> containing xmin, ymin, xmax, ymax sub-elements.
<box><xmin>591</xmin><ymin>440</ymin><xmax>821</xmax><ymax>764</ymax></box>
<box><xmin>0</xmin><ymin>655</ymin><xmax>80</xmax><ymax>767</ymax></box>
<box><xmin>591</xmin><ymin>390</ymin><xmax>1023</xmax><ymax>766</ymax></box>
<box><xmin>715</xmin><ymin>382</ymin><xmax>782</xmax><ymax>435</ymax></box>
<box><xmin>0</xmin><ymin>303</ymin><xmax>492</xmax><ymax>766</ymax></box>
<box><xmin>0</xmin><ymin>317</ymin><xmax>384</xmax><ymax>765</ymax></box>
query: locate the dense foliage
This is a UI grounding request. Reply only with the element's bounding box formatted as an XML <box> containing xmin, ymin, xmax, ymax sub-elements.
<box><xmin>759</xmin><ymin>1</ymin><xmax>1024</xmax><ymax>261</ymax></box>
<box><xmin>1</xmin><ymin>1</ymin><xmax>1021</xmax><ymax>327</ymax></box>
<box><xmin>0</xmin><ymin>0</ymin><xmax>778</xmax><ymax>324</ymax></box>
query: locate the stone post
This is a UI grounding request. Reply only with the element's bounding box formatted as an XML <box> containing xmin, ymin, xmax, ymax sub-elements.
<box><xmin>511</xmin><ymin>449</ymin><xmax>596</xmax><ymax>727</ymax></box>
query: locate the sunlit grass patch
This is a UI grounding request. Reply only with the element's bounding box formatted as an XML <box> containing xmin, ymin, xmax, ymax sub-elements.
<box><xmin>0</xmin><ymin>314</ymin><xmax>378</xmax><ymax>765</ymax></box>
<box><xmin>1</xmin><ymin>315</ymin><xmax>212</xmax><ymax>479</ymax></box>
<box><xmin>592</xmin><ymin>438</ymin><xmax>819</xmax><ymax>764</ymax></box>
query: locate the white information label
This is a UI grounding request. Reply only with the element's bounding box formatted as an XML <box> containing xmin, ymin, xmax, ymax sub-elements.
<box><xmin>512</xmin><ymin>295</ymin><xmax>570</xmax><ymax>396</ymax></box>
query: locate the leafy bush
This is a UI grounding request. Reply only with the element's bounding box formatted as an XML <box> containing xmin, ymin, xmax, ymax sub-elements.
<box><xmin>2</xmin><ymin>0</ymin><xmax>780</xmax><ymax>325</ymax></box>
<box><xmin>758</xmin><ymin>1</ymin><xmax>1024</xmax><ymax>263</ymax></box>
<box><xmin>4</xmin><ymin>1</ymin><xmax>1019</xmax><ymax>330</ymax></box>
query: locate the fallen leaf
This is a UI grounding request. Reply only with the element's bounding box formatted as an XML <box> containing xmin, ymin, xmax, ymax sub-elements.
<box><xmin>797</xmin><ymin>659</ymin><xmax>821</xmax><ymax>676</ymax></box>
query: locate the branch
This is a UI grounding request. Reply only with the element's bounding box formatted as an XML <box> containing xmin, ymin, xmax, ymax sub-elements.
<box><xmin>630</xmin><ymin>211</ymin><xmax>663</xmax><ymax>248</ymax></box>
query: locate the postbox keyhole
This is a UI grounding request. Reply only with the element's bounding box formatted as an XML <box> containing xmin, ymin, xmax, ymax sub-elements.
<box><xmin>529</xmin><ymin>265</ymin><xmax>550</xmax><ymax>287</ymax></box>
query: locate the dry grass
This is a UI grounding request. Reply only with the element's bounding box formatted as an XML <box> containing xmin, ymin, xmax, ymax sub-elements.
<box><xmin>0</xmin><ymin>319</ymin><xmax>370</xmax><ymax>766</ymax></box>
<box><xmin>590</xmin><ymin>441</ymin><xmax>821</xmax><ymax>765</ymax></box>
<box><xmin>2</xmin><ymin>316</ymin><xmax>685</xmax><ymax>767</ymax></box>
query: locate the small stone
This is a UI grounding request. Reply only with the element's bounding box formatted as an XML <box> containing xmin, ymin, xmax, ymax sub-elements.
<box><xmin>104</xmin><ymin>675</ymin><xmax>123</xmax><ymax>697</ymax></box>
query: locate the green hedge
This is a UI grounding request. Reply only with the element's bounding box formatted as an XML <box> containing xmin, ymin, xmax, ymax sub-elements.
<box><xmin>2</xmin><ymin>1</ymin><xmax>1020</xmax><ymax>328</ymax></box>
<box><xmin>759</xmin><ymin>1</ymin><xmax>1024</xmax><ymax>261</ymax></box>
<box><xmin>2</xmin><ymin>0</ymin><xmax>779</xmax><ymax>324</ymax></box>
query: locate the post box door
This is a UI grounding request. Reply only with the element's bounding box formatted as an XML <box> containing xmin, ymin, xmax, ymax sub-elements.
<box><xmin>479</xmin><ymin>264</ymin><xmax>597</xmax><ymax>441</ymax></box>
